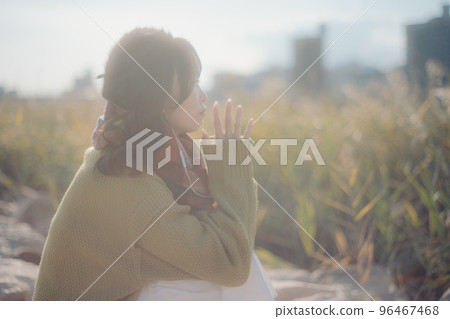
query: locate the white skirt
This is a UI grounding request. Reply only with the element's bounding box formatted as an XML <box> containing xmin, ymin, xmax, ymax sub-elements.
<box><xmin>137</xmin><ymin>252</ymin><xmax>278</xmax><ymax>301</ymax></box>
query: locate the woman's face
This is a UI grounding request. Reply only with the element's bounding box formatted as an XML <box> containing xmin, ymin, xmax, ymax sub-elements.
<box><xmin>165</xmin><ymin>80</ymin><xmax>208</xmax><ymax>135</ymax></box>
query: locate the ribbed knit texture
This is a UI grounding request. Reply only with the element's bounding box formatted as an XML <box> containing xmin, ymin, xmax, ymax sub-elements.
<box><xmin>32</xmin><ymin>139</ymin><xmax>258</xmax><ymax>301</ymax></box>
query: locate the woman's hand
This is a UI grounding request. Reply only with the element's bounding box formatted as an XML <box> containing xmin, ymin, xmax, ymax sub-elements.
<box><xmin>201</xmin><ymin>99</ymin><xmax>254</xmax><ymax>143</ymax></box>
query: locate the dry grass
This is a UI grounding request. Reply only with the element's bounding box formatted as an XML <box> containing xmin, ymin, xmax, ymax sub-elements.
<box><xmin>0</xmin><ymin>75</ymin><xmax>448</xmax><ymax>299</ymax></box>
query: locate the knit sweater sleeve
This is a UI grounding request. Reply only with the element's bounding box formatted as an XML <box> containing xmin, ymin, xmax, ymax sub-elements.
<box><xmin>130</xmin><ymin>139</ymin><xmax>258</xmax><ymax>287</ymax></box>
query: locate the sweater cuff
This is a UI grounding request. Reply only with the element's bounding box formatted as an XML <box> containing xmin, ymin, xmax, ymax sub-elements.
<box><xmin>200</xmin><ymin>139</ymin><xmax>254</xmax><ymax>180</ymax></box>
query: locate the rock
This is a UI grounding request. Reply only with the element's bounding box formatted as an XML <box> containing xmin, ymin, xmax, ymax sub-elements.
<box><xmin>270</xmin><ymin>279</ymin><xmax>338</xmax><ymax>301</ymax></box>
<box><xmin>0</xmin><ymin>217</ymin><xmax>45</xmax><ymax>265</ymax></box>
<box><xmin>311</xmin><ymin>264</ymin><xmax>404</xmax><ymax>301</ymax></box>
<box><xmin>0</xmin><ymin>258</ymin><xmax>39</xmax><ymax>301</ymax></box>
<box><xmin>266</xmin><ymin>263</ymin><xmax>404</xmax><ymax>301</ymax></box>
<box><xmin>265</xmin><ymin>268</ymin><xmax>313</xmax><ymax>282</ymax></box>
<box><xmin>14</xmin><ymin>193</ymin><xmax>55</xmax><ymax>237</ymax></box>
<box><xmin>440</xmin><ymin>287</ymin><xmax>450</xmax><ymax>301</ymax></box>
<box><xmin>0</xmin><ymin>199</ymin><xmax>18</xmax><ymax>217</ymax></box>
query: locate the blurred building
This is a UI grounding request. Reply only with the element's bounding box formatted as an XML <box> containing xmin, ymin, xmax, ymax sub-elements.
<box><xmin>208</xmin><ymin>67</ymin><xmax>290</xmax><ymax>102</ymax></box>
<box><xmin>208</xmin><ymin>73</ymin><xmax>247</xmax><ymax>102</ymax></box>
<box><xmin>291</xmin><ymin>25</ymin><xmax>326</xmax><ymax>97</ymax></box>
<box><xmin>62</xmin><ymin>69</ymin><xmax>100</xmax><ymax>100</ymax></box>
<box><xmin>208</xmin><ymin>25</ymin><xmax>327</xmax><ymax>103</ymax></box>
<box><xmin>407</xmin><ymin>5</ymin><xmax>450</xmax><ymax>93</ymax></box>
<box><xmin>0</xmin><ymin>86</ymin><xmax>18</xmax><ymax>100</ymax></box>
<box><xmin>327</xmin><ymin>62</ymin><xmax>385</xmax><ymax>99</ymax></box>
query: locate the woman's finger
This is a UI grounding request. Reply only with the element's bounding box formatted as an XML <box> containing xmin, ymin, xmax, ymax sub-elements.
<box><xmin>213</xmin><ymin>101</ymin><xmax>223</xmax><ymax>138</ymax></box>
<box><xmin>225</xmin><ymin>99</ymin><xmax>233</xmax><ymax>137</ymax></box>
<box><xmin>201</xmin><ymin>128</ymin><xmax>213</xmax><ymax>145</ymax></box>
<box><xmin>201</xmin><ymin>128</ymin><xmax>209</xmax><ymax>139</ymax></box>
<box><xmin>242</xmin><ymin>118</ymin><xmax>254</xmax><ymax>139</ymax></box>
<box><xmin>234</xmin><ymin>105</ymin><xmax>242</xmax><ymax>139</ymax></box>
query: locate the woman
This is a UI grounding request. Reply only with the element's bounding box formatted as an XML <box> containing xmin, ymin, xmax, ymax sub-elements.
<box><xmin>32</xmin><ymin>27</ymin><xmax>277</xmax><ymax>301</ymax></box>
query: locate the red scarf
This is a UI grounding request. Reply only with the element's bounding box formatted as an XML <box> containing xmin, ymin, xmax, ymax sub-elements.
<box><xmin>91</xmin><ymin>102</ymin><xmax>217</xmax><ymax>212</ymax></box>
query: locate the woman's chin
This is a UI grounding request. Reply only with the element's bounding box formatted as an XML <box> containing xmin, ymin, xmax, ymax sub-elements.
<box><xmin>185</xmin><ymin>126</ymin><xmax>201</xmax><ymax>134</ymax></box>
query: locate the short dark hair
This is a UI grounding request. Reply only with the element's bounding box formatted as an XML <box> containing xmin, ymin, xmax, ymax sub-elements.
<box><xmin>96</xmin><ymin>27</ymin><xmax>202</xmax><ymax>177</ymax></box>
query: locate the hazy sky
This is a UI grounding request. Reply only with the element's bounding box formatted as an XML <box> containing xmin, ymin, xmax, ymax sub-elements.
<box><xmin>1</xmin><ymin>0</ymin><xmax>448</xmax><ymax>97</ymax></box>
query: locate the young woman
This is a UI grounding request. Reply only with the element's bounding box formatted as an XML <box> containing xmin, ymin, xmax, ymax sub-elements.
<box><xmin>33</xmin><ymin>27</ymin><xmax>277</xmax><ymax>301</ymax></box>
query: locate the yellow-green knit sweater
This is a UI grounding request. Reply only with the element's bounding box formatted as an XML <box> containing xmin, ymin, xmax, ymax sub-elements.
<box><xmin>32</xmin><ymin>139</ymin><xmax>258</xmax><ymax>301</ymax></box>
